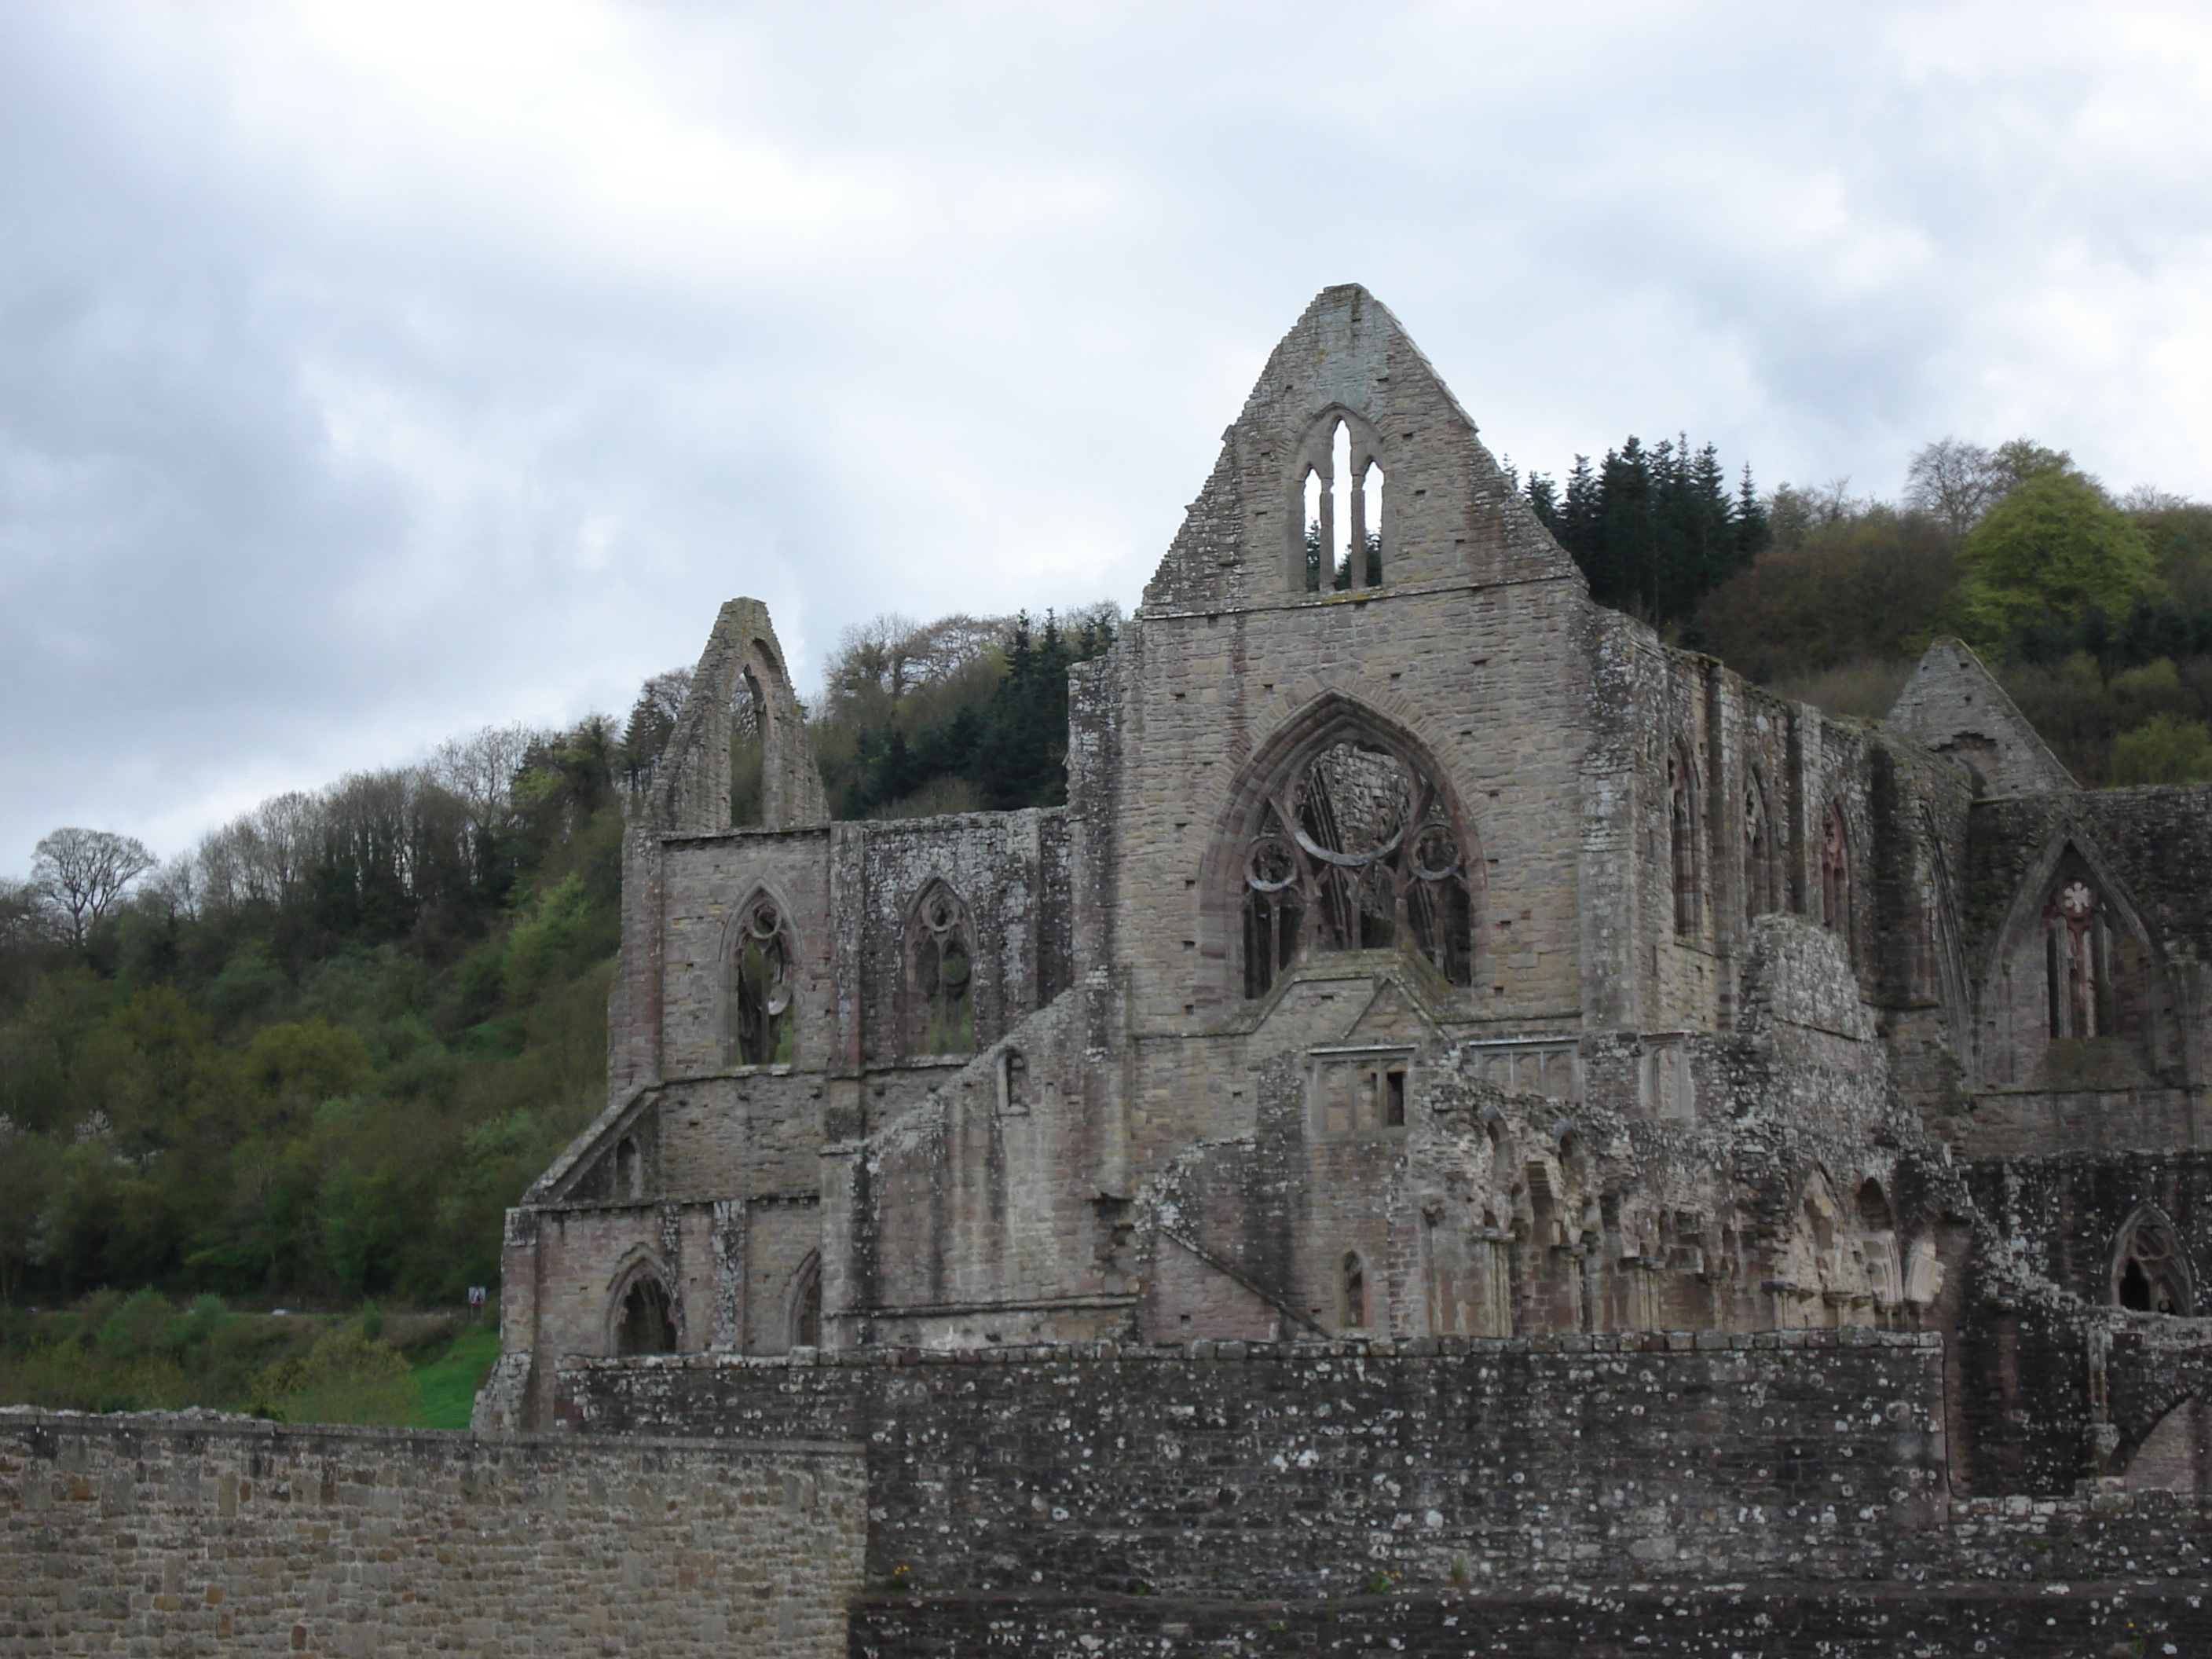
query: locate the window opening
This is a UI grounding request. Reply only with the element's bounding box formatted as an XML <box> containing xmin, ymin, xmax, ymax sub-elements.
<box><xmin>1242</xmin><ymin>738</ymin><xmax>1471</xmax><ymax>998</ymax></box>
<box><xmin>1745</xmin><ymin>775</ymin><xmax>1774</xmax><ymax>923</ymax></box>
<box><xmin>1341</xmin><ymin>1251</ymin><xmax>1368</xmax><ymax>1328</ymax></box>
<box><xmin>1296</xmin><ymin>416</ymin><xmax>1385</xmax><ymax>592</ymax></box>
<box><xmin>1856</xmin><ymin>1180</ymin><xmax>1892</xmax><ymax>1232</ymax></box>
<box><xmin>1669</xmin><ymin>751</ymin><xmax>1698</xmax><ymax>936</ymax></box>
<box><xmin>2045</xmin><ymin>874</ymin><xmax>2116</xmax><ymax>1039</ymax></box>
<box><xmin>791</xmin><ymin>1255</ymin><xmax>823</xmax><ymax>1348</ymax></box>
<box><xmin>734</xmin><ymin>896</ymin><xmax>795</xmax><ymax>1065</ymax></box>
<box><xmin>615</xmin><ymin>1276</ymin><xmax>676</xmax><ymax>1355</ymax></box>
<box><xmin>1384</xmin><ymin>1066</ymin><xmax>1406</xmax><ymax>1127</ymax></box>
<box><xmin>999</xmin><ymin>1048</ymin><xmax>1027</xmax><ymax>1112</ymax></box>
<box><xmin>1361</xmin><ymin>460</ymin><xmax>1384</xmax><ymax>586</ymax></box>
<box><xmin>1819</xmin><ymin>804</ymin><xmax>1851</xmax><ymax>950</ymax></box>
<box><xmin>2114</xmin><ymin>1210</ymin><xmax>2191</xmax><ymax>1314</ymax></box>
<box><xmin>1302</xmin><ymin>467</ymin><xmax>1325</xmax><ymax>592</ymax></box>
<box><xmin>910</xmin><ymin>885</ymin><xmax>975</xmax><ymax>1056</ymax></box>
<box><xmin>615</xmin><ymin>1136</ymin><xmax>642</xmax><ymax>1201</ymax></box>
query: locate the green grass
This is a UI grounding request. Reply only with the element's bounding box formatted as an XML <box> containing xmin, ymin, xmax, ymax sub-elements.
<box><xmin>411</xmin><ymin>1322</ymin><xmax>503</xmax><ymax>1429</ymax></box>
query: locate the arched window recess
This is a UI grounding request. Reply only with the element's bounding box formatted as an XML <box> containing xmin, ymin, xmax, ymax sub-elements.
<box><xmin>2114</xmin><ymin>1207</ymin><xmax>2192</xmax><ymax>1316</ymax></box>
<box><xmin>1819</xmin><ymin>803</ymin><xmax>1853</xmax><ymax>959</ymax></box>
<box><xmin>1668</xmin><ymin>748</ymin><xmax>1700</xmax><ymax>937</ymax></box>
<box><xmin>731</xmin><ymin>892</ymin><xmax>797</xmax><ymax>1067</ymax></box>
<box><xmin>907</xmin><ymin>881</ymin><xmax>976</xmax><ymax>1057</ymax></box>
<box><xmin>610</xmin><ymin>1263</ymin><xmax>679</xmax><ymax>1356</ymax></box>
<box><xmin>1241</xmin><ymin>729</ymin><xmax>1474</xmax><ymax>999</ymax></box>
<box><xmin>789</xmin><ymin>1253</ymin><xmax>823</xmax><ymax>1350</ymax></box>
<box><xmin>1294</xmin><ymin>412</ymin><xmax>1386</xmax><ymax>593</ymax></box>
<box><xmin>2045</xmin><ymin>866</ymin><xmax>2119</xmax><ymax>1040</ymax></box>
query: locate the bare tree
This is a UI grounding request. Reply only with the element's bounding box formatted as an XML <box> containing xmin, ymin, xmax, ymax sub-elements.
<box><xmin>1905</xmin><ymin>438</ymin><xmax>2007</xmax><ymax>548</ymax></box>
<box><xmin>32</xmin><ymin>827</ymin><xmax>157</xmax><ymax>947</ymax></box>
<box><xmin>430</xmin><ymin>723</ymin><xmax>537</xmax><ymax>836</ymax></box>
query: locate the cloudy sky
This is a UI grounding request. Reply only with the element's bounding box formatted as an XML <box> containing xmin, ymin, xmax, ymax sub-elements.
<box><xmin>3</xmin><ymin>2</ymin><xmax>2209</xmax><ymax>875</ymax></box>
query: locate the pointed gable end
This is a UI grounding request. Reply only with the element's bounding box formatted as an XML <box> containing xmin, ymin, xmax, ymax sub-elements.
<box><xmin>1886</xmin><ymin>636</ymin><xmax>2078</xmax><ymax>797</ymax></box>
<box><xmin>1142</xmin><ymin>285</ymin><xmax>1580</xmax><ymax>613</ymax></box>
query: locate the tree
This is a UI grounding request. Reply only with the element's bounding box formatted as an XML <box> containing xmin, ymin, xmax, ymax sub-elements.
<box><xmin>33</xmin><ymin>828</ymin><xmax>157</xmax><ymax>948</ymax></box>
<box><xmin>1905</xmin><ymin>438</ymin><xmax>2005</xmax><ymax>548</ymax></box>
<box><xmin>1959</xmin><ymin>470</ymin><xmax>2159</xmax><ymax>653</ymax></box>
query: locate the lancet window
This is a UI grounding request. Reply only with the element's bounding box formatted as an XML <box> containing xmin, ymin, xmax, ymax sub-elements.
<box><xmin>1819</xmin><ymin>804</ymin><xmax>1852</xmax><ymax>949</ymax></box>
<box><xmin>1744</xmin><ymin>773</ymin><xmax>1776</xmax><ymax>924</ymax></box>
<box><xmin>1340</xmin><ymin>1251</ymin><xmax>1369</xmax><ymax>1329</ymax></box>
<box><xmin>908</xmin><ymin>883</ymin><xmax>976</xmax><ymax>1057</ymax></box>
<box><xmin>2045</xmin><ymin>871</ymin><xmax>2117</xmax><ymax>1039</ymax></box>
<box><xmin>1298</xmin><ymin>415</ymin><xmax>1386</xmax><ymax>591</ymax></box>
<box><xmin>732</xmin><ymin>895</ymin><xmax>796</xmax><ymax>1066</ymax></box>
<box><xmin>1668</xmin><ymin>750</ymin><xmax>1699</xmax><ymax>936</ymax></box>
<box><xmin>789</xmin><ymin>1254</ymin><xmax>823</xmax><ymax>1349</ymax></box>
<box><xmin>1241</xmin><ymin>738</ymin><xmax>1472</xmax><ymax>998</ymax></box>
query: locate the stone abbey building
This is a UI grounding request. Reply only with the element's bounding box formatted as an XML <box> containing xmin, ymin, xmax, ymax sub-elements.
<box><xmin>466</xmin><ymin>286</ymin><xmax>2212</xmax><ymax>1634</ymax></box>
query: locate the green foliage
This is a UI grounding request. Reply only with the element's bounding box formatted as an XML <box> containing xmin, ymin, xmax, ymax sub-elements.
<box><xmin>2111</xmin><ymin>712</ymin><xmax>2212</xmax><ymax>786</ymax></box>
<box><xmin>1959</xmin><ymin>471</ymin><xmax>2159</xmax><ymax>652</ymax></box>
<box><xmin>1698</xmin><ymin>507</ymin><xmax>1956</xmax><ymax>680</ymax></box>
<box><xmin>811</xmin><ymin>607</ymin><xmax>1119</xmax><ymax>819</ymax></box>
<box><xmin>412</xmin><ymin>1320</ymin><xmax>503</xmax><ymax>1430</ymax></box>
<box><xmin>1525</xmin><ymin>436</ymin><xmax>1767</xmax><ymax>628</ymax></box>
<box><xmin>257</xmin><ymin>1328</ymin><xmax>423</xmax><ymax>1426</ymax></box>
<box><xmin>0</xmin><ymin>706</ymin><xmax>626</xmax><ymax>1315</ymax></box>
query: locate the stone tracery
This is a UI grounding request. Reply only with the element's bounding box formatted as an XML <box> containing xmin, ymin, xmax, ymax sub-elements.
<box><xmin>731</xmin><ymin>892</ymin><xmax>795</xmax><ymax>1066</ymax></box>
<box><xmin>1242</xmin><ymin>736</ymin><xmax>1472</xmax><ymax>998</ymax></box>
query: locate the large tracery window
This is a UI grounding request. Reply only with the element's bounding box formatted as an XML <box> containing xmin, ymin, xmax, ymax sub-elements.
<box><xmin>908</xmin><ymin>883</ymin><xmax>976</xmax><ymax>1057</ymax></box>
<box><xmin>2046</xmin><ymin>872</ymin><xmax>2117</xmax><ymax>1039</ymax></box>
<box><xmin>1242</xmin><ymin>738</ymin><xmax>1472</xmax><ymax>998</ymax></box>
<box><xmin>732</xmin><ymin>894</ymin><xmax>796</xmax><ymax>1066</ymax></box>
<box><xmin>1298</xmin><ymin>416</ymin><xmax>1385</xmax><ymax>592</ymax></box>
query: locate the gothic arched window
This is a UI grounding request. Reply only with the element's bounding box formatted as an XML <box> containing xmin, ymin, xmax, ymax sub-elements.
<box><xmin>1341</xmin><ymin>1251</ymin><xmax>1369</xmax><ymax>1328</ymax></box>
<box><xmin>1295</xmin><ymin>414</ymin><xmax>1386</xmax><ymax>592</ymax></box>
<box><xmin>1241</xmin><ymin>738</ymin><xmax>1472</xmax><ymax>998</ymax></box>
<box><xmin>2113</xmin><ymin>1208</ymin><xmax>2192</xmax><ymax>1315</ymax></box>
<box><xmin>732</xmin><ymin>894</ymin><xmax>796</xmax><ymax>1066</ymax></box>
<box><xmin>1819</xmin><ymin>804</ymin><xmax>1852</xmax><ymax>952</ymax></box>
<box><xmin>2046</xmin><ymin>872</ymin><xmax>2117</xmax><ymax>1039</ymax></box>
<box><xmin>1668</xmin><ymin>749</ymin><xmax>1699</xmax><ymax>936</ymax></box>
<box><xmin>908</xmin><ymin>883</ymin><xmax>976</xmax><ymax>1056</ymax></box>
<box><xmin>1745</xmin><ymin>772</ymin><xmax>1776</xmax><ymax>924</ymax></box>
<box><xmin>789</xmin><ymin>1254</ymin><xmax>823</xmax><ymax>1349</ymax></box>
<box><xmin>614</xmin><ymin>1273</ymin><xmax>676</xmax><ymax>1355</ymax></box>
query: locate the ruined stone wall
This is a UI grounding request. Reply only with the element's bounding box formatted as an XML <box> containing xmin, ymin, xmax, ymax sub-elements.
<box><xmin>557</xmin><ymin>1333</ymin><xmax>1961</xmax><ymax>1597</ymax></box>
<box><xmin>1957</xmin><ymin>786</ymin><xmax>2210</xmax><ymax>1155</ymax></box>
<box><xmin>0</xmin><ymin>1413</ymin><xmax>863</xmax><ymax>1658</ymax></box>
<box><xmin>851</xmin><ymin>1583</ymin><xmax>2212</xmax><ymax>1659</ymax></box>
<box><xmin>1957</xmin><ymin>1152</ymin><xmax>2212</xmax><ymax>1496</ymax></box>
<box><xmin>834</xmin><ymin>976</ymin><xmax>1132</xmax><ymax>1344</ymax></box>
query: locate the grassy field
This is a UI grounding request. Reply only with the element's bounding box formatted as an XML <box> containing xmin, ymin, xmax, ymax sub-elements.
<box><xmin>412</xmin><ymin>1321</ymin><xmax>503</xmax><ymax>1429</ymax></box>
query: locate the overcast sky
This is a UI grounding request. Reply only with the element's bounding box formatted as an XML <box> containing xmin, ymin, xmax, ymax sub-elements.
<box><xmin>3</xmin><ymin>2</ymin><xmax>2209</xmax><ymax>876</ymax></box>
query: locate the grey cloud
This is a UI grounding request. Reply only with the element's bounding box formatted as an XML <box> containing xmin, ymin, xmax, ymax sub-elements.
<box><xmin>2</xmin><ymin>2</ymin><xmax>2207</xmax><ymax>869</ymax></box>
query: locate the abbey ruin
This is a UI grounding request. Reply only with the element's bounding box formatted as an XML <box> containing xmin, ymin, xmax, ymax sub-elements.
<box><xmin>15</xmin><ymin>286</ymin><xmax>2207</xmax><ymax>1657</ymax></box>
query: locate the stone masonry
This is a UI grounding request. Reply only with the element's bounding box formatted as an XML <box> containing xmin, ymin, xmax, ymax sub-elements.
<box><xmin>473</xmin><ymin>284</ymin><xmax>2212</xmax><ymax>1651</ymax></box>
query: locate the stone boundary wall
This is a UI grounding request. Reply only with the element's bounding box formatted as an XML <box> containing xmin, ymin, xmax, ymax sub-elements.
<box><xmin>851</xmin><ymin>1584</ymin><xmax>2212</xmax><ymax>1659</ymax></box>
<box><xmin>0</xmin><ymin>1411</ymin><xmax>864</xmax><ymax>1658</ymax></box>
<box><xmin>558</xmin><ymin>1329</ymin><xmax>1959</xmax><ymax>1596</ymax></box>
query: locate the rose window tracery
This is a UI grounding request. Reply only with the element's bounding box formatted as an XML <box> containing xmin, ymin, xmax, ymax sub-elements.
<box><xmin>1243</xmin><ymin>739</ymin><xmax>1472</xmax><ymax>998</ymax></box>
